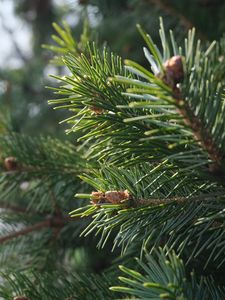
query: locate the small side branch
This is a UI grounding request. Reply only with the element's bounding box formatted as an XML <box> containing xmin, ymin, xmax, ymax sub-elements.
<box><xmin>0</xmin><ymin>220</ymin><xmax>50</xmax><ymax>244</ymax></box>
<box><xmin>0</xmin><ymin>215</ymin><xmax>73</xmax><ymax>245</ymax></box>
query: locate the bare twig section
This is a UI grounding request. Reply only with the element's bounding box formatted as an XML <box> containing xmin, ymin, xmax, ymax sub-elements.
<box><xmin>134</xmin><ymin>192</ymin><xmax>225</xmax><ymax>207</ymax></box>
<box><xmin>146</xmin><ymin>0</ymin><xmax>207</xmax><ymax>41</ymax></box>
<box><xmin>0</xmin><ymin>215</ymin><xmax>73</xmax><ymax>245</ymax></box>
<box><xmin>136</xmin><ymin>196</ymin><xmax>185</xmax><ymax>206</ymax></box>
<box><xmin>0</xmin><ymin>220</ymin><xmax>50</xmax><ymax>244</ymax></box>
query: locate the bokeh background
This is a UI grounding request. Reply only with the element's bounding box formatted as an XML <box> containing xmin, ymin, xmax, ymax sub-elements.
<box><xmin>0</xmin><ymin>0</ymin><xmax>224</xmax><ymax>135</ymax></box>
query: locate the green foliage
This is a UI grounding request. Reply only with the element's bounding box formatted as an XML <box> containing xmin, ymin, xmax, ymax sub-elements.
<box><xmin>0</xmin><ymin>133</ymin><xmax>85</xmax><ymax>212</ymax></box>
<box><xmin>0</xmin><ymin>270</ymin><xmax>116</xmax><ymax>300</ymax></box>
<box><xmin>71</xmin><ymin>164</ymin><xmax>225</xmax><ymax>269</ymax></box>
<box><xmin>42</xmin><ymin>20</ymin><xmax>89</xmax><ymax>65</ymax></box>
<box><xmin>1</xmin><ymin>4</ymin><xmax>225</xmax><ymax>297</ymax></box>
<box><xmin>0</xmin><ymin>132</ymin><xmax>90</xmax><ymax>272</ymax></box>
<box><xmin>48</xmin><ymin>18</ymin><xmax>225</xmax><ymax>296</ymax></box>
<box><xmin>111</xmin><ymin>248</ymin><xmax>225</xmax><ymax>299</ymax></box>
<box><xmin>48</xmin><ymin>20</ymin><xmax>224</xmax><ymax>173</ymax></box>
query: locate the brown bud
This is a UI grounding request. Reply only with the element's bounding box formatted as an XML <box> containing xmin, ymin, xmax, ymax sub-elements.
<box><xmin>90</xmin><ymin>106</ymin><xmax>104</xmax><ymax>115</ymax></box>
<box><xmin>91</xmin><ymin>190</ymin><xmax>131</xmax><ymax>205</ymax></box>
<box><xmin>163</xmin><ymin>55</ymin><xmax>184</xmax><ymax>85</ymax></box>
<box><xmin>4</xmin><ymin>157</ymin><xmax>19</xmax><ymax>171</ymax></box>
<box><xmin>91</xmin><ymin>191</ymin><xmax>105</xmax><ymax>204</ymax></box>
<box><xmin>14</xmin><ymin>296</ymin><xmax>29</xmax><ymax>300</ymax></box>
<box><xmin>105</xmin><ymin>190</ymin><xmax>130</xmax><ymax>204</ymax></box>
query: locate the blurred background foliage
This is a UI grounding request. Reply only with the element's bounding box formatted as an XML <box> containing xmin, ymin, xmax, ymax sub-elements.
<box><xmin>0</xmin><ymin>0</ymin><xmax>224</xmax><ymax>136</ymax></box>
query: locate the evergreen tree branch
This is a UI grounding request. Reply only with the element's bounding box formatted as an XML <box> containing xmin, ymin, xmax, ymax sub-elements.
<box><xmin>46</xmin><ymin>20</ymin><xmax>225</xmax><ymax>295</ymax></box>
<box><xmin>48</xmin><ymin>23</ymin><xmax>225</xmax><ymax>174</ymax></box>
<box><xmin>111</xmin><ymin>248</ymin><xmax>225</xmax><ymax>299</ymax></box>
<box><xmin>70</xmin><ymin>164</ymin><xmax>225</xmax><ymax>270</ymax></box>
<box><xmin>111</xmin><ymin>23</ymin><xmax>225</xmax><ymax>175</ymax></box>
<box><xmin>0</xmin><ymin>133</ymin><xmax>87</xmax><ymax>213</ymax></box>
<box><xmin>0</xmin><ymin>269</ymin><xmax>117</xmax><ymax>300</ymax></box>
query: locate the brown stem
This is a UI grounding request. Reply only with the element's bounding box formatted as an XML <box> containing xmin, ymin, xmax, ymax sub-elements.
<box><xmin>146</xmin><ymin>0</ymin><xmax>207</xmax><ymax>41</ymax></box>
<box><xmin>135</xmin><ymin>196</ymin><xmax>185</xmax><ymax>206</ymax></box>
<box><xmin>133</xmin><ymin>192</ymin><xmax>225</xmax><ymax>207</ymax></box>
<box><xmin>176</xmin><ymin>98</ymin><xmax>223</xmax><ymax>165</ymax></box>
<box><xmin>0</xmin><ymin>216</ymin><xmax>73</xmax><ymax>245</ymax></box>
<box><xmin>0</xmin><ymin>220</ymin><xmax>50</xmax><ymax>244</ymax></box>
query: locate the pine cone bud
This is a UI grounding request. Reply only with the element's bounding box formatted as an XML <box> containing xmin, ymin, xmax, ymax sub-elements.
<box><xmin>4</xmin><ymin>157</ymin><xmax>19</xmax><ymax>171</ymax></box>
<box><xmin>14</xmin><ymin>296</ymin><xmax>29</xmax><ymax>300</ymax></box>
<box><xmin>163</xmin><ymin>55</ymin><xmax>184</xmax><ymax>85</ymax></box>
<box><xmin>105</xmin><ymin>190</ymin><xmax>130</xmax><ymax>204</ymax></box>
<box><xmin>91</xmin><ymin>190</ymin><xmax>130</xmax><ymax>204</ymax></box>
<box><xmin>91</xmin><ymin>191</ymin><xmax>105</xmax><ymax>204</ymax></box>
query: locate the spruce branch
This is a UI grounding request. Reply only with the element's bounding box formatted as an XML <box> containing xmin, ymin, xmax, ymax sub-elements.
<box><xmin>111</xmin><ymin>248</ymin><xmax>225</xmax><ymax>299</ymax></box>
<box><xmin>0</xmin><ymin>133</ymin><xmax>87</xmax><ymax>213</ymax></box>
<box><xmin>47</xmin><ymin>20</ymin><xmax>225</xmax><ymax>292</ymax></box>
<box><xmin>69</xmin><ymin>164</ymin><xmax>225</xmax><ymax>269</ymax></box>
<box><xmin>0</xmin><ymin>270</ymin><xmax>116</xmax><ymax>300</ymax></box>
<box><xmin>48</xmin><ymin>21</ymin><xmax>224</xmax><ymax>172</ymax></box>
<box><xmin>111</xmin><ymin>21</ymin><xmax>225</xmax><ymax>175</ymax></box>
